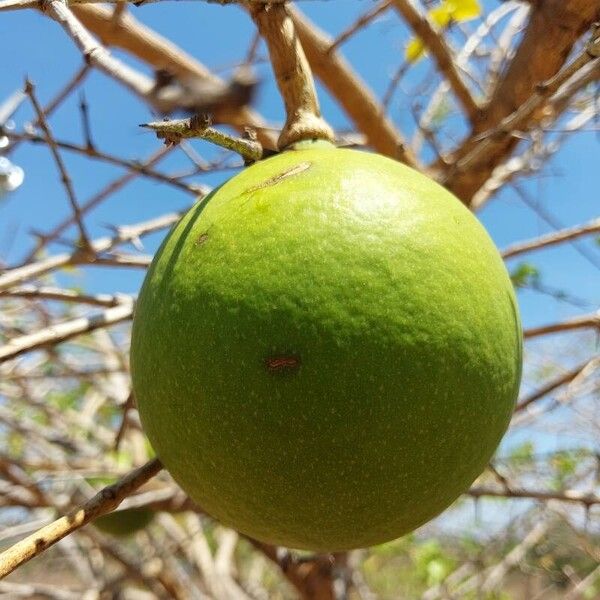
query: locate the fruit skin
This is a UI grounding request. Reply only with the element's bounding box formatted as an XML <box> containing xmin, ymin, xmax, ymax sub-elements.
<box><xmin>131</xmin><ymin>145</ymin><xmax>522</xmax><ymax>551</ymax></box>
<box><xmin>94</xmin><ymin>508</ymin><xmax>154</xmax><ymax>536</ymax></box>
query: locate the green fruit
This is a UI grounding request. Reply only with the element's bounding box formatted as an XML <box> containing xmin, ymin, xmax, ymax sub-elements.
<box><xmin>94</xmin><ymin>508</ymin><xmax>155</xmax><ymax>536</ymax></box>
<box><xmin>131</xmin><ymin>144</ymin><xmax>522</xmax><ymax>551</ymax></box>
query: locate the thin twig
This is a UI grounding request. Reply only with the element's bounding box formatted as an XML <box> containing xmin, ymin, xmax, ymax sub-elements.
<box><xmin>514</xmin><ymin>359</ymin><xmax>594</xmax><ymax>413</ymax></box>
<box><xmin>4</xmin><ymin>131</ymin><xmax>202</xmax><ymax>194</ymax></box>
<box><xmin>468</xmin><ymin>486</ymin><xmax>600</xmax><ymax>507</ymax></box>
<box><xmin>70</xmin><ymin>3</ymin><xmax>277</xmax><ymax>149</ymax></box>
<box><xmin>78</xmin><ymin>90</ymin><xmax>94</xmax><ymax>150</ymax></box>
<box><xmin>0</xmin><ymin>211</ymin><xmax>181</xmax><ymax>292</ymax></box>
<box><xmin>391</xmin><ymin>0</ymin><xmax>480</xmax><ymax>122</ymax></box>
<box><xmin>448</xmin><ymin>28</ymin><xmax>600</xmax><ymax>180</ymax></box>
<box><xmin>0</xmin><ymin>89</ymin><xmax>27</xmax><ymax>125</ymax></box>
<box><xmin>20</xmin><ymin>146</ymin><xmax>191</xmax><ymax>265</ymax></box>
<box><xmin>0</xmin><ymin>458</ymin><xmax>163</xmax><ymax>579</ymax></box>
<box><xmin>0</xmin><ymin>285</ymin><xmax>132</xmax><ymax>307</ymax></box>
<box><xmin>43</xmin><ymin>0</ymin><xmax>159</xmax><ymax>106</ymax></box>
<box><xmin>381</xmin><ymin>61</ymin><xmax>410</xmax><ymax>111</ymax></box>
<box><xmin>0</xmin><ymin>300</ymin><xmax>134</xmax><ymax>363</ymax></box>
<box><xmin>328</xmin><ymin>1</ymin><xmax>391</xmax><ymax>53</ymax></box>
<box><xmin>142</xmin><ymin>115</ymin><xmax>263</xmax><ymax>163</ymax></box>
<box><xmin>441</xmin><ymin>16</ymin><xmax>600</xmax><ymax>202</ymax></box>
<box><xmin>523</xmin><ymin>311</ymin><xmax>600</xmax><ymax>338</ymax></box>
<box><xmin>24</xmin><ymin>79</ymin><xmax>91</xmax><ymax>250</ymax></box>
<box><xmin>502</xmin><ymin>217</ymin><xmax>600</xmax><ymax>258</ymax></box>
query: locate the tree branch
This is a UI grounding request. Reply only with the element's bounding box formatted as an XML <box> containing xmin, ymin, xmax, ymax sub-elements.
<box><xmin>444</xmin><ymin>27</ymin><xmax>600</xmax><ymax>187</ymax></box>
<box><xmin>0</xmin><ymin>286</ymin><xmax>132</xmax><ymax>307</ymax></box>
<box><xmin>440</xmin><ymin>0</ymin><xmax>600</xmax><ymax>204</ymax></box>
<box><xmin>0</xmin><ymin>300</ymin><xmax>134</xmax><ymax>363</ymax></box>
<box><xmin>0</xmin><ymin>458</ymin><xmax>163</xmax><ymax>579</ymax></box>
<box><xmin>523</xmin><ymin>311</ymin><xmax>600</xmax><ymax>338</ymax></box>
<box><xmin>5</xmin><ymin>132</ymin><xmax>200</xmax><ymax>195</ymax></box>
<box><xmin>328</xmin><ymin>1</ymin><xmax>391</xmax><ymax>53</ymax></box>
<box><xmin>71</xmin><ymin>3</ymin><xmax>277</xmax><ymax>150</ymax></box>
<box><xmin>24</xmin><ymin>78</ymin><xmax>91</xmax><ymax>250</ymax></box>
<box><xmin>514</xmin><ymin>359</ymin><xmax>594</xmax><ymax>413</ymax></box>
<box><xmin>0</xmin><ymin>212</ymin><xmax>180</xmax><ymax>292</ymax></box>
<box><xmin>468</xmin><ymin>485</ymin><xmax>600</xmax><ymax>507</ymax></box>
<box><xmin>391</xmin><ymin>0</ymin><xmax>480</xmax><ymax>122</ymax></box>
<box><xmin>44</xmin><ymin>0</ymin><xmax>156</xmax><ymax>103</ymax></box>
<box><xmin>502</xmin><ymin>216</ymin><xmax>600</xmax><ymax>258</ymax></box>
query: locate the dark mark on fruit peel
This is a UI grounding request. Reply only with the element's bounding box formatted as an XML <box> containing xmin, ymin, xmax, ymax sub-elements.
<box><xmin>265</xmin><ymin>355</ymin><xmax>301</xmax><ymax>374</ymax></box>
<box><xmin>195</xmin><ymin>233</ymin><xmax>209</xmax><ymax>246</ymax></box>
<box><xmin>246</xmin><ymin>162</ymin><xmax>311</xmax><ymax>194</ymax></box>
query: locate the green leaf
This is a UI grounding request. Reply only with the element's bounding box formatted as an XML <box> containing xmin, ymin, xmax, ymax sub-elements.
<box><xmin>510</xmin><ymin>262</ymin><xmax>540</xmax><ymax>288</ymax></box>
<box><xmin>508</xmin><ymin>441</ymin><xmax>535</xmax><ymax>464</ymax></box>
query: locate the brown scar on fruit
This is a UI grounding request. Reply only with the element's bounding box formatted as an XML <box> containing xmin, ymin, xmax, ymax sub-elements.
<box><xmin>195</xmin><ymin>233</ymin><xmax>209</xmax><ymax>246</ymax></box>
<box><xmin>245</xmin><ymin>162</ymin><xmax>311</xmax><ymax>194</ymax></box>
<box><xmin>265</xmin><ymin>355</ymin><xmax>302</xmax><ymax>374</ymax></box>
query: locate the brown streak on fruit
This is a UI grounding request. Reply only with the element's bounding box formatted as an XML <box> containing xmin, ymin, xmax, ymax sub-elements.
<box><xmin>195</xmin><ymin>233</ymin><xmax>209</xmax><ymax>246</ymax></box>
<box><xmin>245</xmin><ymin>162</ymin><xmax>312</xmax><ymax>194</ymax></box>
<box><xmin>265</xmin><ymin>355</ymin><xmax>301</xmax><ymax>374</ymax></box>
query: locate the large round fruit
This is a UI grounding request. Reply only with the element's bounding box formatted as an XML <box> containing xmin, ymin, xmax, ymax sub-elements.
<box><xmin>131</xmin><ymin>144</ymin><xmax>522</xmax><ymax>551</ymax></box>
<box><xmin>94</xmin><ymin>508</ymin><xmax>154</xmax><ymax>537</ymax></box>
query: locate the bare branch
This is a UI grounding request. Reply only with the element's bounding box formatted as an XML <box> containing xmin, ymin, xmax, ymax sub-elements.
<box><xmin>502</xmin><ymin>216</ymin><xmax>600</xmax><ymax>258</ymax></box>
<box><xmin>514</xmin><ymin>359</ymin><xmax>595</xmax><ymax>413</ymax></box>
<box><xmin>328</xmin><ymin>1</ymin><xmax>391</xmax><ymax>53</ymax></box>
<box><xmin>468</xmin><ymin>486</ymin><xmax>600</xmax><ymax>507</ymax></box>
<box><xmin>0</xmin><ymin>89</ymin><xmax>27</xmax><ymax>124</ymax></box>
<box><xmin>523</xmin><ymin>311</ymin><xmax>600</xmax><ymax>338</ymax></box>
<box><xmin>71</xmin><ymin>3</ymin><xmax>277</xmax><ymax>149</ymax></box>
<box><xmin>445</xmin><ymin>28</ymin><xmax>600</xmax><ymax>186</ymax></box>
<box><xmin>44</xmin><ymin>0</ymin><xmax>155</xmax><ymax>102</ymax></box>
<box><xmin>0</xmin><ymin>299</ymin><xmax>134</xmax><ymax>363</ymax></box>
<box><xmin>5</xmin><ymin>131</ymin><xmax>201</xmax><ymax>195</ymax></box>
<box><xmin>19</xmin><ymin>146</ymin><xmax>197</xmax><ymax>265</ymax></box>
<box><xmin>0</xmin><ymin>211</ymin><xmax>180</xmax><ymax>292</ymax></box>
<box><xmin>391</xmin><ymin>0</ymin><xmax>480</xmax><ymax>122</ymax></box>
<box><xmin>24</xmin><ymin>79</ymin><xmax>91</xmax><ymax>249</ymax></box>
<box><xmin>441</xmin><ymin>0</ymin><xmax>600</xmax><ymax>204</ymax></box>
<box><xmin>0</xmin><ymin>458</ymin><xmax>163</xmax><ymax>579</ymax></box>
<box><xmin>0</xmin><ymin>286</ymin><xmax>131</xmax><ymax>307</ymax></box>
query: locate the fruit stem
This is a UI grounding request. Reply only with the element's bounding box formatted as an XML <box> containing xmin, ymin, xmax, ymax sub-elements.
<box><xmin>249</xmin><ymin>3</ymin><xmax>334</xmax><ymax>151</ymax></box>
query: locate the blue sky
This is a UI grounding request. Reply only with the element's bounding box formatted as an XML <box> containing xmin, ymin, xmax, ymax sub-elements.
<box><xmin>0</xmin><ymin>0</ymin><xmax>598</xmax><ymax>333</ymax></box>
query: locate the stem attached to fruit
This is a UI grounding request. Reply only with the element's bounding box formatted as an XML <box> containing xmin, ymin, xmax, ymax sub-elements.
<box><xmin>249</xmin><ymin>2</ymin><xmax>335</xmax><ymax>150</ymax></box>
